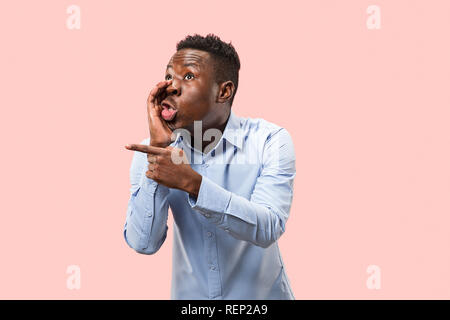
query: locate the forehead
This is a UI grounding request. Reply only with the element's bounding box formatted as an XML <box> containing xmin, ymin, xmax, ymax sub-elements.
<box><xmin>166</xmin><ymin>49</ymin><xmax>212</xmax><ymax>71</ymax></box>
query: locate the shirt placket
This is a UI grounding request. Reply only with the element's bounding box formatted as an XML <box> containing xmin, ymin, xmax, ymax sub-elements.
<box><xmin>202</xmin><ymin>152</ymin><xmax>221</xmax><ymax>299</ymax></box>
<box><xmin>189</xmin><ymin>143</ymin><xmax>221</xmax><ymax>299</ymax></box>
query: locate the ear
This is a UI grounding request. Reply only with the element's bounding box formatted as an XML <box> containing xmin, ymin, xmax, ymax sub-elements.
<box><xmin>216</xmin><ymin>81</ymin><xmax>235</xmax><ymax>104</ymax></box>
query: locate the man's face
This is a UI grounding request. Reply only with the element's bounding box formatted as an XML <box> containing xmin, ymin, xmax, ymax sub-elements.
<box><xmin>161</xmin><ymin>48</ymin><xmax>219</xmax><ymax>134</ymax></box>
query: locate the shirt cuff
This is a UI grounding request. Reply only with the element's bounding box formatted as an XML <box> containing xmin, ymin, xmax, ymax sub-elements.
<box><xmin>187</xmin><ymin>175</ymin><xmax>231</xmax><ymax>223</ymax></box>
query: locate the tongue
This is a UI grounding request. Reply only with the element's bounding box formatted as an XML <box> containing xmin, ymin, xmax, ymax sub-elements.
<box><xmin>161</xmin><ymin>108</ymin><xmax>177</xmax><ymax>121</ymax></box>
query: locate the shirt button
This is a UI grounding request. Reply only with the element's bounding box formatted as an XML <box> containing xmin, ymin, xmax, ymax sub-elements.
<box><xmin>147</xmin><ymin>212</ymin><xmax>153</xmax><ymax>217</ymax></box>
<box><xmin>207</xmin><ymin>232</ymin><xmax>213</xmax><ymax>237</ymax></box>
<box><xmin>210</xmin><ymin>266</ymin><xmax>216</xmax><ymax>271</ymax></box>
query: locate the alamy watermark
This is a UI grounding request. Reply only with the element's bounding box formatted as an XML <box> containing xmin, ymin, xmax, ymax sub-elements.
<box><xmin>66</xmin><ymin>264</ymin><xmax>81</xmax><ymax>290</ymax></box>
<box><xmin>66</xmin><ymin>5</ymin><xmax>81</xmax><ymax>30</ymax></box>
<box><xmin>168</xmin><ymin>120</ymin><xmax>282</xmax><ymax>167</ymax></box>
<box><xmin>366</xmin><ymin>264</ymin><xmax>381</xmax><ymax>290</ymax></box>
<box><xmin>366</xmin><ymin>5</ymin><xmax>381</xmax><ymax>30</ymax></box>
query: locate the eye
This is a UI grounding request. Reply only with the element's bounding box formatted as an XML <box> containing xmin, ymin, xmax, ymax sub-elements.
<box><xmin>165</xmin><ymin>74</ymin><xmax>172</xmax><ymax>80</ymax></box>
<box><xmin>184</xmin><ymin>73</ymin><xmax>194</xmax><ymax>80</ymax></box>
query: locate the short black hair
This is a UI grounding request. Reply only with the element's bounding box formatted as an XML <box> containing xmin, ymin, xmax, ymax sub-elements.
<box><xmin>176</xmin><ymin>33</ymin><xmax>241</xmax><ymax>107</ymax></box>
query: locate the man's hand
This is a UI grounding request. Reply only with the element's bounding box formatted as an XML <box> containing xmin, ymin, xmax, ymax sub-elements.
<box><xmin>124</xmin><ymin>144</ymin><xmax>202</xmax><ymax>197</ymax></box>
<box><xmin>147</xmin><ymin>79</ymin><xmax>175</xmax><ymax>148</ymax></box>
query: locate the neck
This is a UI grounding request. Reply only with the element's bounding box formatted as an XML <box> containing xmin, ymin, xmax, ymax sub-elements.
<box><xmin>202</xmin><ymin>113</ymin><xmax>229</xmax><ymax>152</ymax></box>
<box><xmin>188</xmin><ymin>110</ymin><xmax>231</xmax><ymax>154</ymax></box>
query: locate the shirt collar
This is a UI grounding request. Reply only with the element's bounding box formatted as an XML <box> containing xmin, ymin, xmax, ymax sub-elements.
<box><xmin>172</xmin><ymin>109</ymin><xmax>243</xmax><ymax>150</ymax></box>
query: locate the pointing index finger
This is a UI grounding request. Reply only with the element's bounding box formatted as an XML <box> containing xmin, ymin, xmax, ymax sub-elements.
<box><xmin>125</xmin><ymin>144</ymin><xmax>166</xmax><ymax>155</ymax></box>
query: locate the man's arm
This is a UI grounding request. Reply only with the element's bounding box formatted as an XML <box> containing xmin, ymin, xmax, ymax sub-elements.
<box><xmin>123</xmin><ymin>138</ymin><xmax>170</xmax><ymax>255</ymax></box>
<box><xmin>187</xmin><ymin>128</ymin><xmax>296</xmax><ymax>248</ymax></box>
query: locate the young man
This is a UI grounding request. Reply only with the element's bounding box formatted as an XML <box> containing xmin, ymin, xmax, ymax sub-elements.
<box><xmin>124</xmin><ymin>34</ymin><xmax>296</xmax><ymax>300</ymax></box>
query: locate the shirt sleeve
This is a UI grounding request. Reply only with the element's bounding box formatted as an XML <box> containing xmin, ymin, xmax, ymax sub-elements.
<box><xmin>187</xmin><ymin>128</ymin><xmax>296</xmax><ymax>248</ymax></box>
<box><xmin>123</xmin><ymin>138</ymin><xmax>170</xmax><ymax>255</ymax></box>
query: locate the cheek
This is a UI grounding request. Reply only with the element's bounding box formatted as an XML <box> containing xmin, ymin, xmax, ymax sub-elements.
<box><xmin>185</xmin><ymin>87</ymin><xmax>204</xmax><ymax>102</ymax></box>
<box><xmin>182</xmin><ymin>91</ymin><xmax>208</xmax><ymax>112</ymax></box>
<box><xmin>178</xmin><ymin>83</ymin><xmax>213</xmax><ymax>118</ymax></box>
<box><xmin>190</xmin><ymin>82</ymin><xmax>212</xmax><ymax>99</ymax></box>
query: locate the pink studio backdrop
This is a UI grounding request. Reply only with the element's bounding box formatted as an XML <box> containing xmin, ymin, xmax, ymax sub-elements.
<box><xmin>0</xmin><ymin>0</ymin><xmax>449</xmax><ymax>299</ymax></box>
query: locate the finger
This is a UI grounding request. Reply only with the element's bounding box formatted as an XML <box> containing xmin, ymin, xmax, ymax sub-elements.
<box><xmin>148</xmin><ymin>84</ymin><xmax>162</xmax><ymax>105</ymax></box>
<box><xmin>147</xmin><ymin>154</ymin><xmax>157</xmax><ymax>163</ymax></box>
<box><xmin>156</xmin><ymin>83</ymin><xmax>169</xmax><ymax>106</ymax></box>
<box><xmin>154</xmin><ymin>81</ymin><xmax>171</xmax><ymax>107</ymax></box>
<box><xmin>125</xmin><ymin>144</ymin><xmax>166</xmax><ymax>155</ymax></box>
<box><xmin>146</xmin><ymin>169</ymin><xmax>160</xmax><ymax>181</ymax></box>
<box><xmin>148</xmin><ymin>80</ymin><xmax>172</xmax><ymax>107</ymax></box>
<box><xmin>146</xmin><ymin>170</ymin><xmax>154</xmax><ymax>180</ymax></box>
<box><xmin>147</xmin><ymin>80</ymin><xmax>173</xmax><ymax>122</ymax></box>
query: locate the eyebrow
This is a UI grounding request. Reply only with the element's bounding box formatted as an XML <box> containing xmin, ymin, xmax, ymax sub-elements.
<box><xmin>166</xmin><ymin>63</ymin><xmax>201</xmax><ymax>70</ymax></box>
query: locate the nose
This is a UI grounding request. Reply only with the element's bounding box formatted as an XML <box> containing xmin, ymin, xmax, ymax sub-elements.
<box><xmin>166</xmin><ymin>81</ymin><xmax>180</xmax><ymax>96</ymax></box>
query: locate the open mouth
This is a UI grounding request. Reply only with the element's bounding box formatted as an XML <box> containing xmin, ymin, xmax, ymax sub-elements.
<box><xmin>161</xmin><ymin>102</ymin><xmax>178</xmax><ymax>121</ymax></box>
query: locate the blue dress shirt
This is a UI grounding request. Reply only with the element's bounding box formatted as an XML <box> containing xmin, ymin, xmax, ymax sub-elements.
<box><xmin>123</xmin><ymin>110</ymin><xmax>296</xmax><ymax>300</ymax></box>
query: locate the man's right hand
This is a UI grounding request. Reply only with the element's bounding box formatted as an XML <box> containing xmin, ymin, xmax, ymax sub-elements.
<box><xmin>147</xmin><ymin>79</ymin><xmax>175</xmax><ymax>148</ymax></box>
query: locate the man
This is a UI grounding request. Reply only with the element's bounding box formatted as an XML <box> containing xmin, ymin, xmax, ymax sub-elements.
<box><xmin>124</xmin><ymin>34</ymin><xmax>296</xmax><ymax>300</ymax></box>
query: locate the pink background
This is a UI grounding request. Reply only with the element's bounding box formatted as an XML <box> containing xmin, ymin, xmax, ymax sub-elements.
<box><xmin>0</xmin><ymin>0</ymin><xmax>449</xmax><ymax>299</ymax></box>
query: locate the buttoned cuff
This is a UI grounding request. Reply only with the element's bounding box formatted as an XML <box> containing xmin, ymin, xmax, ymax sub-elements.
<box><xmin>187</xmin><ymin>175</ymin><xmax>231</xmax><ymax>223</ymax></box>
